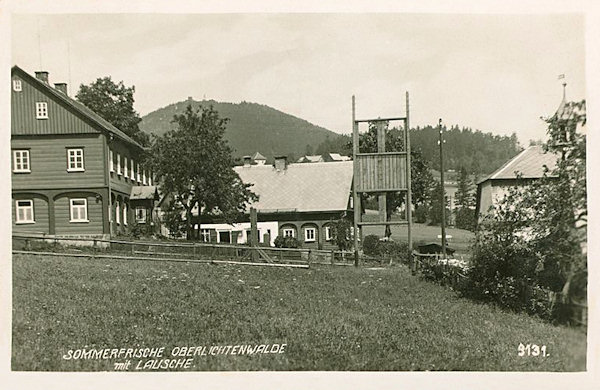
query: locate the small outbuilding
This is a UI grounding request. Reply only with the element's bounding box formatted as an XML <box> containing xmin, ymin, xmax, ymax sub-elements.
<box><xmin>417</xmin><ymin>242</ymin><xmax>456</xmax><ymax>256</ymax></box>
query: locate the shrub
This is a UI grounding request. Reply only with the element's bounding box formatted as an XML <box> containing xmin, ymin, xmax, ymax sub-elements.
<box><xmin>274</xmin><ymin>236</ymin><xmax>301</xmax><ymax>248</ymax></box>
<box><xmin>362</xmin><ymin>235</ymin><xmax>380</xmax><ymax>256</ymax></box>
<box><xmin>414</xmin><ymin>206</ymin><xmax>428</xmax><ymax>224</ymax></box>
<box><xmin>361</xmin><ymin>234</ymin><xmax>409</xmax><ymax>264</ymax></box>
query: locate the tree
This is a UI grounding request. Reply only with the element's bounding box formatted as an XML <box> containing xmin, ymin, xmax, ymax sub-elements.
<box><xmin>150</xmin><ymin>104</ymin><xmax>258</xmax><ymax>239</ymax></box>
<box><xmin>454</xmin><ymin>166</ymin><xmax>476</xmax><ymax>230</ymax></box>
<box><xmin>428</xmin><ymin>180</ymin><xmax>450</xmax><ymax>226</ymax></box>
<box><xmin>76</xmin><ymin>77</ymin><xmax>149</xmax><ymax>146</ymax></box>
<box><xmin>465</xmin><ymin>99</ymin><xmax>586</xmax><ymax>322</ymax></box>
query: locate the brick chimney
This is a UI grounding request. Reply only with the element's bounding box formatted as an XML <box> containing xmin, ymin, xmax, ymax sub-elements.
<box><xmin>243</xmin><ymin>156</ymin><xmax>252</xmax><ymax>167</ymax></box>
<box><xmin>274</xmin><ymin>155</ymin><xmax>288</xmax><ymax>171</ymax></box>
<box><xmin>54</xmin><ymin>83</ymin><xmax>68</xmax><ymax>95</ymax></box>
<box><xmin>35</xmin><ymin>71</ymin><xmax>49</xmax><ymax>84</ymax></box>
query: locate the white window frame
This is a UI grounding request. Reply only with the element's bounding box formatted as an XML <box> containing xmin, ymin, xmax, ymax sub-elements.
<box><xmin>117</xmin><ymin>153</ymin><xmax>122</xmax><ymax>175</ymax></box>
<box><xmin>13</xmin><ymin>150</ymin><xmax>31</xmax><ymax>173</ymax></box>
<box><xmin>135</xmin><ymin>206</ymin><xmax>147</xmax><ymax>223</ymax></box>
<box><xmin>124</xmin><ymin>157</ymin><xmax>128</xmax><ymax>178</ymax></box>
<box><xmin>115</xmin><ymin>202</ymin><xmax>121</xmax><ymax>225</ymax></box>
<box><xmin>109</xmin><ymin>150</ymin><xmax>114</xmax><ymax>172</ymax></box>
<box><xmin>15</xmin><ymin>200</ymin><xmax>34</xmax><ymax>224</ymax></box>
<box><xmin>69</xmin><ymin>198</ymin><xmax>88</xmax><ymax>223</ymax></box>
<box><xmin>13</xmin><ymin>79</ymin><xmax>22</xmax><ymax>92</ymax></box>
<box><xmin>325</xmin><ymin>226</ymin><xmax>333</xmax><ymax>241</ymax></box>
<box><xmin>283</xmin><ymin>228</ymin><xmax>294</xmax><ymax>238</ymax></box>
<box><xmin>35</xmin><ymin>102</ymin><xmax>48</xmax><ymax>119</ymax></box>
<box><xmin>201</xmin><ymin>229</ymin><xmax>211</xmax><ymax>242</ymax></box>
<box><xmin>304</xmin><ymin>227</ymin><xmax>316</xmax><ymax>242</ymax></box>
<box><xmin>67</xmin><ymin>148</ymin><xmax>85</xmax><ymax>172</ymax></box>
<box><xmin>123</xmin><ymin>202</ymin><xmax>128</xmax><ymax>225</ymax></box>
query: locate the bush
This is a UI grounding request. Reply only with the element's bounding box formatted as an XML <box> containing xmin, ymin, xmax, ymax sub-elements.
<box><xmin>362</xmin><ymin>235</ymin><xmax>380</xmax><ymax>256</ymax></box>
<box><xmin>414</xmin><ymin>206</ymin><xmax>428</xmax><ymax>224</ymax></box>
<box><xmin>274</xmin><ymin>236</ymin><xmax>301</xmax><ymax>248</ymax></box>
<box><xmin>361</xmin><ymin>234</ymin><xmax>409</xmax><ymax>264</ymax></box>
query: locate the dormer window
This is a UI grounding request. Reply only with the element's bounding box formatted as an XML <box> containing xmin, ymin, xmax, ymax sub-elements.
<box><xmin>36</xmin><ymin>102</ymin><xmax>48</xmax><ymax>119</ymax></box>
<box><xmin>13</xmin><ymin>80</ymin><xmax>22</xmax><ymax>92</ymax></box>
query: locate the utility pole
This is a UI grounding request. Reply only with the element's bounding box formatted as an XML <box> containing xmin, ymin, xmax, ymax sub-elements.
<box><xmin>438</xmin><ymin>118</ymin><xmax>447</xmax><ymax>258</ymax></box>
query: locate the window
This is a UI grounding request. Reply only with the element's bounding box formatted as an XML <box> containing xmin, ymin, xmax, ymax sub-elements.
<box><xmin>67</xmin><ymin>148</ymin><xmax>84</xmax><ymax>172</ymax></box>
<box><xmin>13</xmin><ymin>79</ymin><xmax>22</xmax><ymax>92</ymax></box>
<box><xmin>109</xmin><ymin>150</ymin><xmax>114</xmax><ymax>172</ymax></box>
<box><xmin>218</xmin><ymin>231</ymin><xmax>231</xmax><ymax>244</ymax></box>
<box><xmin>115</xmin><ymin>202</ymin><xmax>121</xmax><ymax>224</ymax></box>
<box><xmin>201</xmin><ymin>229</ymin><xmax>211</xmax><ymax>242</ymax></box>
<box><xmin>304</xmin><ymin>227</ymin><xmax>316</xmax><ymax>242</ymax></box>
<box><xmin>36</xmin><ymin>102</ymin><xmax>48</xmax><ymax>119</ymax></box>
<box><xmin>124</xmin><ymin>157</ymin><xmax>128</xmax><ymax>178</ymax></box>
<box><xmin>325</xmin><ymin>226</ymin><xmax>333</xmax><ymax>241</ymax></box>
<box><xmin>283</xmin><ymin>228</ymin><xmax>294</xmax><ymax>238</ymax></box>
<box><xmin>15</xmin><ymin>200</ymin><xmax>34</xmax><ymax>224</ymax></box>
<box><xmin>123</xmin><ymin>203</ymin><xmax>128</xmax><ymax>225</ymax></box>
<box><xmin>136</xmin><ymin>206</ymin><xmax>147</xmax><ymax>223</ymax></box>
<box><xmin>13</xmin><ymin>150</ymin><xmax>30</xmax><ymax>173</ymax></box>
<box><xmin>117</xmin><ymin>153</ymin><xmax>122</xmax><ymax>175</ymax></box>
<box><xmin>69</xmin><ymin>198</ymin><xmax>88</xmax><ymax>222</ymax></box>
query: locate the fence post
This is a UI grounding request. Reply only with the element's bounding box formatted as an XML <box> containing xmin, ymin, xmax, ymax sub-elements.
<box><xmin>331</xmin><ymin>250</ymin><xmax>335</xmax><ymax>265</ymax></box>
<box><xmin>308</xmin><ymin>249</ymin><xmax>312</xmax><ymax>266</ymax></box>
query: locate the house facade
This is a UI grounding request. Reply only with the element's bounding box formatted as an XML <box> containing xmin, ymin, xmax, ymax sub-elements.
<box><xmin>475</xmin><ymin>145</ymin><xmax>558</xmax><ymax>219</ymax></box>
<box><xmin>197</xmin><ymin>157</ymin><xmax>354</xmax><ymax>249</ymax></box>
<box><xmin>11</xmin><ymin>65</ymin><xmax>155</xmax><ymax>238</ymax></box>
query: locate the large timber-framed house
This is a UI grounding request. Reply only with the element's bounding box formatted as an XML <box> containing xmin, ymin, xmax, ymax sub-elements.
<box><xmin>11</xmin><ymin>65</ymin><xmax>155</xmax><ymax>238</ymax></box>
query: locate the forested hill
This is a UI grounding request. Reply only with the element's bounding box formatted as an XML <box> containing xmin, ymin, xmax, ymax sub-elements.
<box><xmin>315</xmin><ymin>125</ymin><xmax>521</xmax><ymax>175</ymax></box>
<box><xmin>410</xmin><ymin>125</ymin><xmax>520</xmax><ymax>174</ymax></box>
<box><xmin>140</xmin><ymin>99</ymin><xmax>338</xmax><ymax>160</ymax></box>
<box><xmin>141</xmin><ymin>99</ymin><xmax>521</xmax><ymax>175</ymax></box>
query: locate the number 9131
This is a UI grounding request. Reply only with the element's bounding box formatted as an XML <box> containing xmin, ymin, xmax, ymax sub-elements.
<box><xmin>518</xmin><ymin>343</ymin><xmax>548</xmax><ymax>357</ymax></box>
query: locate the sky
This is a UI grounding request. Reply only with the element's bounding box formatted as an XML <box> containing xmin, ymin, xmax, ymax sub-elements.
<box><xmin>11</xmin><ymin>13</ymin><xmax>586</xmax><ymax>145</ymax></box>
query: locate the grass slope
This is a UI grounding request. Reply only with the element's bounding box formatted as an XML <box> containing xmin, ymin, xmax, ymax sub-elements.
<box><xmin>12</xmin><ymin>254</ymin><xmax>585</xmax><ymax>371</ymax></box>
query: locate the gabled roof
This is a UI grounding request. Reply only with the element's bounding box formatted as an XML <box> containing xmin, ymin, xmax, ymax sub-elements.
<box><xmin>297</xmin><ymin>155</ymin><xmax>323</xmax><ymax>163</ymax></box>
<box><xmin>477</xmin><ymin>145</ymin><xmax>558</xmax><ymax>185</ymax></box>
<box><xmin>234</xmin><ymin>161</ymin><xmax>353</xmax><ymax>213</ymax></box>
<box><xmin>252</xmin><ymin>152</ymin><xmax>266</xmax><ymax>160</ymax></box>
<box><xmin>130</xmin><ymin>186</ymin><xmax>159</xmax><ymax>200</ymax></box>
<box><xmin>328</xmin><ymin>153</ymin><xmax>351</xmax><ymax>161</ymax></box>
<box><xmin>11</xmin><ymin>65</ymin><xmax>144</xmax><ymax>149</ymax></box>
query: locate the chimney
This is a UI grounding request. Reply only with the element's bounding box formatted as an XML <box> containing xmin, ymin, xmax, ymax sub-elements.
<box><xmin>35</xmin><ymin>71</ymin><xmax>49</xmax><ymax>84</ymax></box>
<box><xmin>54</xmin><ymin>83</ymin><xmax>68</xmax><ymax>95</ymax></box>
<box><xmin>274</xmin><ymin>155</ymin><xmax>288</xmax><ymax>171</ymax></box>
<box><xmin>243</xmin><ymin>155</ymin><xmax>252</xmax><ymax>167</ymax></box>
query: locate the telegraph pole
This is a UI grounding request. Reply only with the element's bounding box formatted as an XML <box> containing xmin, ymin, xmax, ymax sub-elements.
<box><xmin>438</xmin><ymin>118</ymin><xmax>447</xmax><ymax>258</ymax></box>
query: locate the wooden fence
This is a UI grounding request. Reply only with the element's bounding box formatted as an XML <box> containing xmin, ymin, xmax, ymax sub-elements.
<box><xmin>12</xmin><ymin>234</ymin><xmax>355</xmax><ymax>268</ymax></box>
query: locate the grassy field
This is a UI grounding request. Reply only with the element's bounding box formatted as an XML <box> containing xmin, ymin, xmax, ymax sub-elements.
<box><xmin>12</xmin><ymin>253</ymin><xmax>586</xmax><ymax>371</ymax></box>
<box><xmin>362</xmin><ymin>216</ymin><xmax>475</xmax><ymax>256</ymax></box>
